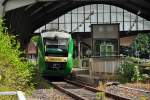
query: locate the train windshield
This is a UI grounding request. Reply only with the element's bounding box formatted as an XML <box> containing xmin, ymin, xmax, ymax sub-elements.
<box><xmin>44</xmin><ymin>38</ymin><xmax>68</xmax><ymax>50</ymax></box>
<box><xmin>45</xmin><ymin>39</ymin><xmax>68</xmax><ymax>46</ymax></box>
<box><xmin>44</xmin><ymin>38</ymin><xmax>69</xmax><ymax>56</ymax></box>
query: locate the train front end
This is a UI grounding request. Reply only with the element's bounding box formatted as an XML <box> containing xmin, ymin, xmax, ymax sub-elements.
<box><xmin>38</xmin><ymin>31</ymin><xmax>73</xmax><ymax>77</ymax></box>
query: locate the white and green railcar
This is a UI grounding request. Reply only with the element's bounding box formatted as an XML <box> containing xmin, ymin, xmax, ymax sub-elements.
<box><xmin>37</xmin><ymin>31</ymin><xmax>74</xmax><ymax>77</ymax></box>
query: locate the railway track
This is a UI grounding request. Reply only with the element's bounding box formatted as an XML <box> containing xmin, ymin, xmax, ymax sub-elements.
<box><xmin>69</xmin><ymin>79</ymin><xmax>150</xmax><ymax>100</ymax></box>
<box><xmin>50</xmin><ymin>81</ymin><xmax>97</xmax><ymax>100</ymax></box>
<box><xmin>50</xmin><ymin>79</ymin><xmax>131</xmax><ymax>100</ymax></box>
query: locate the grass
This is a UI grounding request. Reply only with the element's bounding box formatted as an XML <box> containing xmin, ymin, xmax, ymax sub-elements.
<box><xmin>0</xmin><ymin>95</ymin><xmax>17</xmax><ymax>100</ymax></box>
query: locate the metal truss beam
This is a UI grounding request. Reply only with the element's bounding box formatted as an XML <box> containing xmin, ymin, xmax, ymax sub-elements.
<box><xmin>33</xmin><ymin>2</ymin><xmax>82</xmax><ymax>30</ymax></box>
<box><xmin>2</xmin><ymin>0</ymin><xmax>59</xmax><ymax>12</ymax></box>
<box><xmin>30</xmin><ymin>2</ymin><xmax>53</xmax><ymax>16</ymax></box>
<box><xmin>3</xmin><ymin>0</ymin><xmax>38</xmax><ymax>11</ymax></box>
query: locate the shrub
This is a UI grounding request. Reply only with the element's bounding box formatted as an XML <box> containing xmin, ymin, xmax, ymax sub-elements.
<box><xmin>131</xmin><ymin>33</ymin><xmax>150</xmax><ymax>58</ymax></box>
<box><xmin>0</xmin><ymin>18</ymin><xmax>35</xmax><ymax>99</ymax></box>
<box><xmin>139</xmin><ymin>60</ymin><xmax>150</xmax><ymax>81</ymax></box>
<box><xmin>118</xmin><ymin>57</ymin><xmax>142</xmax><ymax>83</ymax></box>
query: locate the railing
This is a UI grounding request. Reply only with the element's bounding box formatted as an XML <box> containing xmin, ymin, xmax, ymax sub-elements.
<box><xmin>0</xmin><ymin>91</ymin><xmax>26</xmax><ymax>100</ymax></box>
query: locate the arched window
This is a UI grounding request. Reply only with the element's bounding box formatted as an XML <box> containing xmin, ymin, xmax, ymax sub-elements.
<box><xmin>35</xmin><ymin>4</ymin><xmax>150</xmax><ymax>33</ymax></box>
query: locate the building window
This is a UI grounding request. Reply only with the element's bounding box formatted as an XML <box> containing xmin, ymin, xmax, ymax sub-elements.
<box><xmin>95</xmin><ymin>41</ymin><xmax>115</xmax><ymax>57</ymax></box>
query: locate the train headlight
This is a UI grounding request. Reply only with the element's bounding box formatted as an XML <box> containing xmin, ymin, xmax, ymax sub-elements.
<box><xmin>64</xmin><ymin>58</ymin><xmax>68</xmax><ymax>62</ymax></box>
<box><xmin>45</xmin><ymin>56</ymin><xmax>48</xmax><ymax>61</ymax></box>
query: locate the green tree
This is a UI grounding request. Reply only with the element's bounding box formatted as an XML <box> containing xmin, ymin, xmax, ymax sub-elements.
<box><xmin>131</xmin><ymin>33</ymin><xmax>150</xmax><ymax>58</ymax></box>
<box><xmin>31</xmin><ymin>36</ymin><xmax>39</xmax><ymax>43</ymax></box>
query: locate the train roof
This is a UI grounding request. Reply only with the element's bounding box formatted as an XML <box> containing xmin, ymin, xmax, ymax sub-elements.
<box><xmin>41</xmin><ymin>31</ymin><xmax>70</xmax><ymax>39</ymax></box>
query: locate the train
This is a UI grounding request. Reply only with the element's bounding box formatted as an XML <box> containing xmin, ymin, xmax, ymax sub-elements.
<box><xmin>37</xmin><ymin>31</ymin><xmax>74</xmax><ymax>77</ymax></box>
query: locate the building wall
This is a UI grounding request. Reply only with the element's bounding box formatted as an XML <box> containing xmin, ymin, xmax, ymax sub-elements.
<box><xmin>120</xmin><ymin>36</ymin><xmax>136</xmax><ymax>46</ymax></box>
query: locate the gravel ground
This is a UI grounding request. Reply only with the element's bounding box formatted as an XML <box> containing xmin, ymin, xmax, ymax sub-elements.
<box><xmin>106</xmin><ymin>85</ymin><xmax>150</xmax><ymax>99</ymax></box>
<box><xmin>27</xmin><ymin>89</ymin><xmax>75</xmax><ymax>100</ymax></box>
<box><xmin>125</xmin><ymin>83</ymin><xmax>150</xmax><ymax>91</ymax></box>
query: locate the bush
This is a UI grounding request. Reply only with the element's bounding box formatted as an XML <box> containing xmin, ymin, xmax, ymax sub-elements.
<box><xmin>0</xmin><ymin>18</ymin><xmax>35</xmax><ymax>98</ymax></box>
<box><xmin>131</xmin><ymin>33</ymin><xmax>150</xmax><ymax>58</ymax></box>
<box><xmin>139</xmin><ymin>60</ymin><xmax>150</xmax><ymax>80</ymax></box>
<box><xmin>118</xmin><ymin>57</ymin><xmax>142</xmax><ymax>83</ymax></box>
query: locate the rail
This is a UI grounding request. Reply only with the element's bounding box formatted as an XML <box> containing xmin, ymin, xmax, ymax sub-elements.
<box><xmin>65</xmin><ymin>79</ymin><xmax>130</xmax><ymax>100</ymax></box>
<box><xmin>0</xmin><ymin>91</ymin><xmax>26</xmax><ymax>100</ymax></box>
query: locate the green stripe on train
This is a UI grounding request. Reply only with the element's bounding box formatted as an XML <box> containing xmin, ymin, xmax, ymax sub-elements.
<box><xmin>64</xmin><ymin>36</ymin><xmax>74</xmax><ymax>76</ymax></box>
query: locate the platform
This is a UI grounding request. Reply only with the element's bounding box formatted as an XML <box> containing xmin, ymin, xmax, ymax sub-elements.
<box><xmin>72</xmin><ymin>68</ymin><xmax>118</xmax><ymax>85</ymax></box>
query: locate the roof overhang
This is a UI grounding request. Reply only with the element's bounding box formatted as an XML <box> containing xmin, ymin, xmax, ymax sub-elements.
<box><xmin>3</xmin><ymin>0</ymin><xmax>150</xmax><ymax>35</ymax></box>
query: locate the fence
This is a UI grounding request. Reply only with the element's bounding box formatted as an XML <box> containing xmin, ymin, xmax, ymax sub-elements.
<box><xmin>80</xmin><ymin>56</ymin><xmax>124</xmax><ymax>80</ymax></box>
<box><xmin>0</xmin><ymin>91</ymin><xmax>26</xmax><ymax>100</ymax></box>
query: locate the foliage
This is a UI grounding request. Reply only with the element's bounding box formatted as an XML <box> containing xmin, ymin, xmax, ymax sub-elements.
<box><xmin>139</xmin><ymin>60</ymin><xmax>150</xmax><ymax>80</ymax></box>
<box><xmin>122</xmin><ymin>33</ymin><xmax>150</xmax><ymax>58</ymax></box>
<box><xmin>126</xmin><ymin>57</ymin><xmax>141</xmax><ymax>63</ymax></box>
<box><xmin>133</xmin><ymin>95</ymin><xmax>150</xmax><ymax>100</ymax></box>
<box><xmin>31</xmin><ymin>66</ymin><xmax>51</xmax><ymax>89</ymax></box>
<box><xmin>118</xmin><ymin>57</ymin><xmax>142</xmax><ymax>83</ymax></box>
<box><xmin>96</xmin><ymin>92</ymin><xmax>106</xmax><ymax>100</ymax></box>
<box><xmin>118</xmin><ymin>57</ymin><xmax>150</xmax><ymax>83</ymax></box>
<box><xmin>131</xmin><ymin>65</ymin><xmax>141</xmax><ymax>82</ymax></box>
<box><xmin>30</xmin><ymin>36</ymin><xmax>40</xmax><ymax>43</ymax></box>
<box><xmin>131</xmin><ymin>33</ymin><xmax>150</xmax><ymax>58</ymax></box>
<box><xmin>0</xmin><ymin>18</ymin><xmax>35</xmax><ymax>99</ymax></box>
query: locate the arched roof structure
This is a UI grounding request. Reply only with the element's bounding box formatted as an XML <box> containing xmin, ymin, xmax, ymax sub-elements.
<box><xmin>1</xmin><ymin>0</ymin><xmax>150</xmax><ymax>45</ymax></box>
